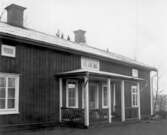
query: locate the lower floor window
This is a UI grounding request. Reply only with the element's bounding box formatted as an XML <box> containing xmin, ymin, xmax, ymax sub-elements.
<box><xmin>66</xmin><ymin>80</ymin><xmax>78</xmax><ymax>108</ymax></box>
<box><xmin>102</xmin><ymin>85</ymin><xmax>108</xmax><ymax>108</ymax></box>
<box><xmin>0</xmin><ymin>73</ymin><xmax>19</xmax><ymax>114</ymax></box>
<box><xmin>82</xmin><ymin>82</ymin><xmax>99</xmax><ymax>109</ymax></box>
<box><xmin>131</xmin><ymin>85</ymin><xmax>138</xmax><ymax>107</ymax></box>
<box><xmin>89</xmin><ymin>83</ymin><xmax>99</xmax><ymax>109</ymax></box>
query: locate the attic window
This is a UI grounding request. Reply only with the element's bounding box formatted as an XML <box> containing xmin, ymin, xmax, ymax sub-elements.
<box><xmin>1</xmin><ymin>45</ymin><xmax>16</xmax><ymax>58</ymax></box>
<box><xmin>132</xmin><ymin>69</ymin><xmax>138</xmax><ymax>78</ymax></box>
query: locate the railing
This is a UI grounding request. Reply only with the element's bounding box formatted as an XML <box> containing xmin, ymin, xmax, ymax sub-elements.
<box><xmin>89</xmin><ymin>109</ymin><xmax>108</xmax><ymax>123</ymax></box>
<box><xmin>61</xmin><ymin>107</ymin><xmax>84</xmax><ymax>123</ymax></box>
<box><xmin>61</xmin><ymin>108</ymin><xmax>117</xmax><ymax>125</ymax></box>
<box><xmin>125</xmin><ymin>107</ymin><xmax>138</xmax><ymax>119</ymax></box>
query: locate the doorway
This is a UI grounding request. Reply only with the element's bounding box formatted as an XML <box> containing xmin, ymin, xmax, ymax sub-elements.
<box><xmin>89</xmin><ymin>82</ymin><xmax>99</xmax><ymax>110</ymax></box>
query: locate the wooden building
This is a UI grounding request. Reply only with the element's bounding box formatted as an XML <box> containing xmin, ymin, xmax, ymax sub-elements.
<box><xmin>0</xmin><ymin>4</ymin><xmax>157</xmax><ymax>128</ymax></box>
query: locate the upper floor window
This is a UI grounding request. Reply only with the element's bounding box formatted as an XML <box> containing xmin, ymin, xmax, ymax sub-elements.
<box><xmin>132</xmin><ymin>69</ymin><xmax>138</xmax><ymax>78</ymax></box>
<box><xmin>89</xmin><ymin>83</ymin><xmax>99</xmax><ymax>109</ymax></box>
<box><xmin>0</xmin><ymin>73</ymin><xmax>19</xmax><ymax>114</ymax></box>
<box><xmin>1</xmin><ymin>44</ymin><xmax>16</xmax><ymax>58</ymax></box>
<box><xmin>131</xmin><ymin>86</ymin><xmax>138</xmax><ymax>108</ymax></box>
<box><xmin>66</xmin><ymin>80</ymin><xmax>78</xmax><ymax>108</ymax></box>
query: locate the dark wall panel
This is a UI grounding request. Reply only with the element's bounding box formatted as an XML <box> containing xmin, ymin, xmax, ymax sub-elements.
<box><xmin>100</xmin><ymin>60</ymin><xmax>131</xmax><ymax>76</ymax></box>
<box><xmin>0</xmin><ymin>37</ymin><xmax>151</xmax><ymax>126</ymax></box>
<box><xmin>0</xmin><ymin>39</ymin><xmax>81</xmax><ymax>125</ymax></box>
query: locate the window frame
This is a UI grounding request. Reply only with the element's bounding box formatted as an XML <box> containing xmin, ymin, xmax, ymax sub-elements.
<box><xmin>102</xmin><ymin>84</ymin><xmax>108</xmax><ymax>109</ymax></box>
<box><xmin>66</xmin><ymin>79</ymin><xmax>78</xmax><ymax>108</ymax></box>
<box><xmin>131</xmin><ymin>85</ymin><xmax>138</xmax><ymax>108</ymax></box>
<box><xmin>0</xmin><ymin>73</ymin><xmax>19</xmax><ymax>115</ymax></box>
<box><xmin>1</xmin><ymin>44</ymin><xmax>16</xmax><ymax>58</ymax></box>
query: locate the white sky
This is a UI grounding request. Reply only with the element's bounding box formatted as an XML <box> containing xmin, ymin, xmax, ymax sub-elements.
<box><xmin>0</xmin><ymin>0</ymin><xmax>167</xmax><ymax>94</ymax></box>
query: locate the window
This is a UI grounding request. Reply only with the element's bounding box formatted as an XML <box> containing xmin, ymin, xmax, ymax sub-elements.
<box><xmin>82</xmin><ymin>82</ymin><xmax>99</xmax><ymax>109</ymax></box>
<box><xmin>66</xmin><ymin>80</ymin><xmax>78</xmax><ymax>108</ymax></box>
<box><xmin>131</xmin><ymin>86</ymin><xmax>138</xmax><ymax>108</ymax></box>
<box><xmin>0</xmin><ymin>73</ymin><xmax>19</xmax><ymax>114</ymax></box>
<box><xmin>89</xmin><ymin>83</ymin><xmax>99</xmax><ymax>109</ymax></box>
<box><xmin>132</xmin><ymin>69</ymin><xmax>138</xmax><ymax>78</ymax></box>
<box><xmin>102</xmin><ymin>85</ymin><xmax>108</xmax><ymax>108</ymax></box>
<box><xmin>1</xmin><ymin>45</ymin><xmax>16</xmax><ymax>57</ymax></box>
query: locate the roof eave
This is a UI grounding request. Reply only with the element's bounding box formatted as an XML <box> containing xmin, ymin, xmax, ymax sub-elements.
<box><xmin>0</xmin><ymin>23</ymin><xmax>157</xmax><ymax>71</ymax></box>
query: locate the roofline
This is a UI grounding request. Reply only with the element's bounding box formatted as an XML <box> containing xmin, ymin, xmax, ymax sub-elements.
<box><xmin>0</xmin><ymin>32</ymin><xmax>157</xmax><ymax>71</ymax></box>
<box><xmin>0</xmin><ymin>22</ymin><xmax>157</xmax><ymax>71</ymax></box>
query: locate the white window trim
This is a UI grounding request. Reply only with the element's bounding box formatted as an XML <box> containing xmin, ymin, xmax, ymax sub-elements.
<box><xmin>0</xmin><ymin>73</ymin><xmax>19</xmax><ymax>115</ymax></box>
<box><xmin>66</xmin><ymin>79</ymin><xmax>78</xmax><ymax>108</ymax></box>
<box><xmin>1</xmin><ymin>44</ymin><xmax>16</xmax><ymax>58</ymax></box>
<box><xmin>131</xmin><ymin>85</ymin><xmax>138</xmax><ymax>108</ymax></box>
<box><xmin>102</xmin><ymin>84</ymin><xmax>108</xmax><ymax>109</ymax></box>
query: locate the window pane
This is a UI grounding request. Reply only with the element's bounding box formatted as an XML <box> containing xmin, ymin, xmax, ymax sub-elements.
<box><xmin>68</xmin><ymin>82</ymin><xmax>76</xmax><ymax>107</ymax></box>
<box><xmin>8</xmin><ymin>99</ymin><xmax>15</xmax><ymax>108</ymax></box>
<box><xmin>0</xmin><ymin>88</ymin><xmax>6</xmax><ymax>98</ymax></box>
<box><xmin>69</xmin><ymin>88</ymin><xmax>75</xmax><ymax>98</ymax></box>
<box><xmin>135</xmin><ymin>95</ymin><xmax>138</xmax><ymax>105</ymax></box>
<box><xmin>8</xmin><ymin>78</ymin><xmax>15</xmax><ymax>88</ymax></box>
<box><xmin>0</xmin><ymin>99</ymin><xmax>5</xmax><ymax>109</ymax></box>
<box><xmin>8</xmin><ymin>88</ymin><xmax>15</xmax><ymax>98</ymax></box>
<box><xmin>103</xmin><ymin>87</ymin><xmax>108</xmax><ymax>106</ymax></box>
<box><xmin>133</xmin><ymin>95</ymin><xmax>135</xmax><ymax>106</ymax></box>
<box><xmin>0</xmin><ymin>78</ymin><xmax>6</xmax><ymax>87</ymax></box>
<box><xmin>69</xmin><ymin>98</ymin><xmax>75</xmax><ymax>106</ymax></box>
<box><xmin>69</xmin><ymin>90</ymin><xmax>75</xmax><ymax>106</ymax></box>
<box><xmin>104</xmin><ymin>98</ymin><xmax>107</xmax><ymax>106</ymax></box>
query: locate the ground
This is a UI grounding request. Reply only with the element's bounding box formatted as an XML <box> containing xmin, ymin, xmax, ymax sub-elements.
<box><xmin>1</xmin><ymin>120</ymin><xmax>167</xmax><ymax>135</ymax></box>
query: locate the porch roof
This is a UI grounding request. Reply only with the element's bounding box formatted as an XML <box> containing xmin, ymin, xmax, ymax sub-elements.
<box><xmin>55</xmin><ymin>69</ymin><xmax>144</xmax><ymax>81</ymax></box>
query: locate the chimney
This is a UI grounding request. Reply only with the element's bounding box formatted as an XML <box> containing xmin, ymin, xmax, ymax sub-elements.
<box><xmin>74</xmin><ymin>29</ymin><xmax>86</xmax><ymax>43</ymax></box>
<box><xmin>5</xmin><ymin>4</ymin><xmax>26</xmax><ymax>27</ymax></box>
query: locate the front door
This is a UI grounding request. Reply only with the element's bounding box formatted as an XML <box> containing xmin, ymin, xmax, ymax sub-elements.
<box><xmin>89</xmin><ymin>82</ymin><xmax>99</xmax><ymax>109</ymax></box>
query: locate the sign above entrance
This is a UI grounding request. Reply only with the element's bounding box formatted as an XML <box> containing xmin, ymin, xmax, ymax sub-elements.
<box><xmin>81</xmin><ymin>57</ymin><xmax>100</xmax><ymax>71</ymax></box>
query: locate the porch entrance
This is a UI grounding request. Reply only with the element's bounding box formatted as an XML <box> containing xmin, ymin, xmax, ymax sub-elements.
<box><xmin>89</xmin><ymin>82</ymin><xmax>99</xmax><ymax>110</ymax></box>
<box><xmin>57</xmin><ymin>69</ymin><xmax>142</xmax><ymax>127</ymax></box>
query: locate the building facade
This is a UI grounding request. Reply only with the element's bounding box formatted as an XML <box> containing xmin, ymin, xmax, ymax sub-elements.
<box><xmin>0</xmin><ymin>4</ymin><xmax>157</xmax><ymax>128</ymax></box>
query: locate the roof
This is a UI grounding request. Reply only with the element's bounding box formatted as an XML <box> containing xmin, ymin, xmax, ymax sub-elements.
<box><xmin>0</xmin><ymin>22</ymin><xmax>157</xmax><ymax>71</ymax></box>
<box><xmin>55</xmin><ymin>69</ymin><xmax>144</xmax><ymax>81</ymax></box>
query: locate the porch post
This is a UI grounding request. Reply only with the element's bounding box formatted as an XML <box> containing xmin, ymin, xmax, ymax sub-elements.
<box><xmin>107</xmin><ymin>78</ymin><xmax>112</xmax><ymax>123</ymax></box>
<box><xmin>150</xmin><ymin>74</ymin><xmax>153</xmax><ymax>115</ymax></box>
<box><xmin>59</xmin><ymin>78</ymin><xmax>63</xmax><ymax>122</ymax></box>
<box><xmin>84</xmin><ymin>76</ymin><xmax>89</xmax><ymax>127</ymax></box>
<box><xmin>121</xmin><ymin>80</ymin><xmax>125</xmax><ymax>122</ymax></box>
<box><xmin>137</xmin><ymin>82</ymin><xmax>141</xmax><ymax>120</ymax></box>
<box><xmin>113</xmin><ymin>83</ymin><xmax>116</xmax><ymax>112</ymax></box>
